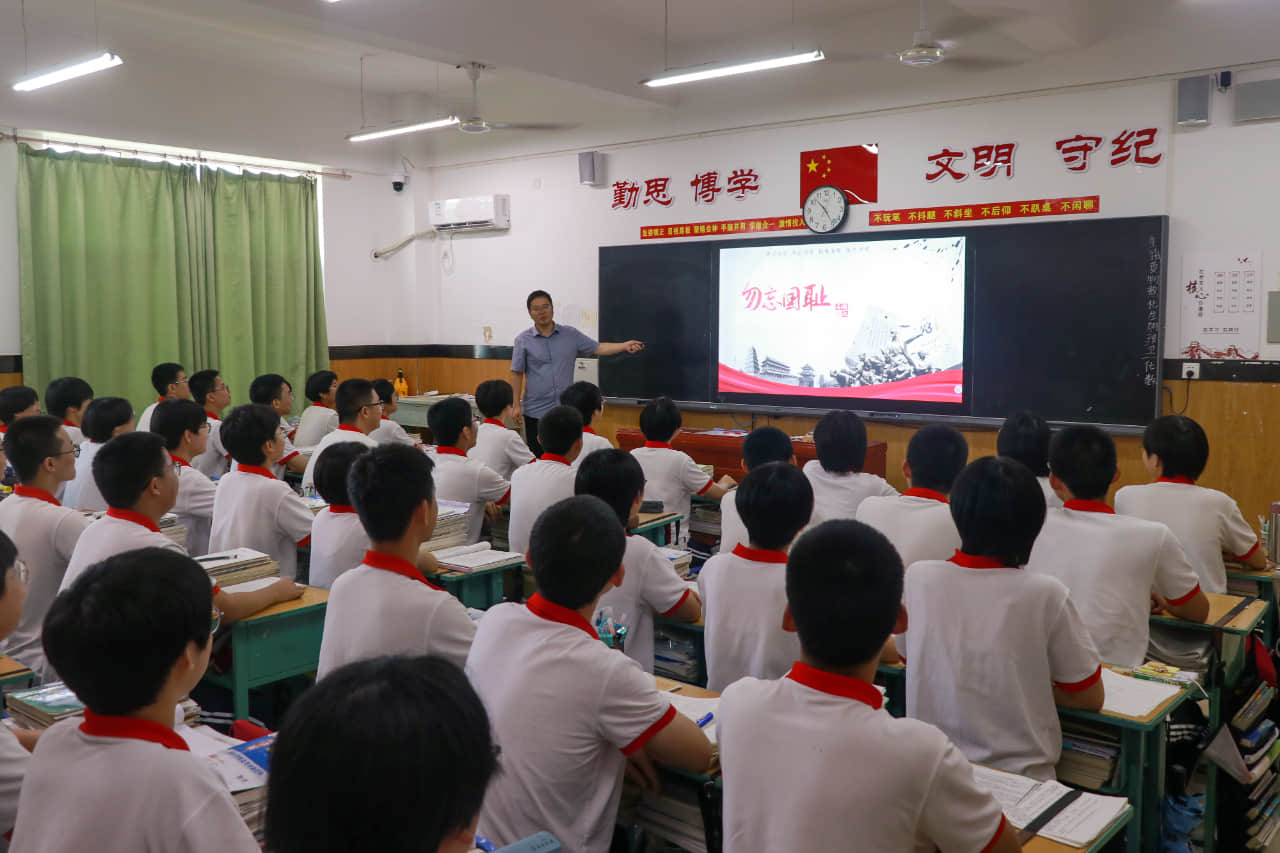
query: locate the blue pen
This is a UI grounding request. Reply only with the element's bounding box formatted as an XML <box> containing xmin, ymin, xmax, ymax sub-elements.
<box><xmin>695</xmin><ymin>712</ymin><xmax>714</xmax><ymax>728</ymax></box>
<box><xmin>474</xmin><ymin>835</ymin><xmax>497</xmax><ymax>852</ymax></box>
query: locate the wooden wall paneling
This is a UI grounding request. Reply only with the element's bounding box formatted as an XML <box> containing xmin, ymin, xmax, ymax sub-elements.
<box><xmin>0</xmin><ymin>374</ymin><xmax>23</xmax><ymax>391</ymax></box>
<box><xmin>329</xmin><ymin>359</ymin><xmax>422</xmax><ymax>395</ymax></box>
<box><xmin>418</xmin><ymin>359</ymin><xmax>512</xmax><ymax>398</ymax></box>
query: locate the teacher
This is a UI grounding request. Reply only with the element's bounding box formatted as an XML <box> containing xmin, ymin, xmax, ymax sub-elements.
<box><xmin>510</xmin><ymin>289</ymin><xmax>644</xmax><ymax>455</ymax></box>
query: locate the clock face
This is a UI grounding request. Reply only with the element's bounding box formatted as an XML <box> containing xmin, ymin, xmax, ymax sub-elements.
<box><xmin>803</xmin><ymin>185</ymin><xmax>849</xmax><ymax>234</ymax></box>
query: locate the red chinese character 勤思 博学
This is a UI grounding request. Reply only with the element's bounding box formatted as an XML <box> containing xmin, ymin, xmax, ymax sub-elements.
<box><xmin>690</xmin><ymin>171</ymin><xmax>723</xmax><ymax>204</ymax></box>
<box><xmin>1110</xmin><ymin>128</ymin><xmax>1163</xmax><ymax>167</ymax></box>
<box><xmin>725</xmin><ymin>169</ymin><xmax>761</xmax><ymax>199</ymax></box>
<box><xmin>1054</xmin><ymin>135</ymin><xmax>1104</xmax><ymax>172</ymax></box>
<box><xmin>925</xmin><ymin>148</ymin><xmax>967</xmax><ymax>182</ymax></box>
<box><xmin>972</xmin><ymin>143</ymin><xmax>1016</xmax><ymax>179</ymax></box>
<box><xmin>611</xmin><ymin>181</ymin><xmax>639</xmax><ymax>210</ymax></box>
<box><xmin>643</xmin><ymin>177</ymin><xmax>673</xmax><ymax>207</ymax></box>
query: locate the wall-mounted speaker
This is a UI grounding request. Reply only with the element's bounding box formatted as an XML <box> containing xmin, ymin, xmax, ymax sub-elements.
<box><xmin>1176</xmin><ymin>75</ymin><xmax>1211</xmax><ymax>126</ymax></box>
<box><xmin>1236</xmin><ymin>78</ymin><xmax>1280</xmax><ymax>123</ymax></box>
<box><xmin>578</xmin><ymin>151</ymin><xmax>605</xmax><ymax>187</ymax></box>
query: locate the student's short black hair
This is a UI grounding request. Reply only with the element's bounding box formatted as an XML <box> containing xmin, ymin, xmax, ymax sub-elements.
<box><xmin>736</xmin><ymin>462</ymin><xmax>813</xmax><ymax>551</ymax></box>
<box><xmin>348</xmin><ymin>444</ymin><xmax>435</xmax><ymax>542</ymax></box>
<box><xmin>44</xmin><ymin>377</ymin><xmax>93</xmax><ymax>420</ymax></box>
<box><xmin>150</xmin><ymin>400</ymin><xmax>207</xmax><ymax>452</ymax></box>
<box><xmin>427</xmin><ymin>397</ymin><xmax>472</xmax><ymax>447</ymax></box>
<box><xmin>529</xmin><ymin>495</ymin><xmax>625</xmax><ymax>610</ymax></box>
<box><xmin>474</xmin><ymin>380</ymin><xmax>514</xmax><ymax>418</ymax></box>
<box><xmin>304</xmin><ymin>370</ymin><xmax>339</xmax><ymax>403</ymax></box>
<box><xmin>44</xmin><ymin>548</ymin><xmax>212</xmax><ymax>716</ymax></box>
<box><xmin>0</xmin><ymin>531</ymin><xmax>15</xmax><ymax>599</ymax></box>
<box><xmin>997</xmin><ymin>411</ymin><xmax>1052</xmax><ymax>477</ymax></box>
<box><xmin>906</xmin><ymin>425</ymin><xmax>969</xmax><ymax>493</ymax></box>
<box><xmin>150</xmin><ymin>363</ymin><xmax>185</xmax><ymax>396</ymax></box>
<box><xmin>220</xmin><ymin>404</ymin><xmax>281</xmax><ymax>466</ymax></box>
<box><xmin>80</xmin><ymin>397</ymin><xmax>134</xmax><ymax>443</ymax></box>
<box><xmin>94</xmin><ymin>432</ymin><xmax>169</xmax><ymax>509</ymax></box>
<box><xmin>560</xmin><ymin>382</ymin><xmax>603</xmax><ymax>427</ymax></box>
<box><xmin>188</xmin><ymin>369</ymin><xmax>220</xmax><ymax>410</ymax></box>
<box><xmin>538</xmin><ymin>405</ymin><xmax>583</xmax><ymax>457</ymax></box>
<box><xmin>1049</xmin><ymin>425</ymin><xmax>1116</xmax><ymax>502</ymax></box>
<box><xmin>248</xmin><ymin>374</ymin><xmax>290</xmax><ymax>406</ymax></box>
<box><xmin>951</xmin><ymin>456</ymin><xmax>1045</xmax><ymax>566</ymax></box>
<box><xmin>574</xmin><ymin>449</ymin><xmax>645</xmax><ymax>526</ymax></box>
<box><xmin>813</xmin><ymin>410</ymin><xmax>868</xmax><ymax>473</ymax></box>
<box><xmin>2</xmin><ymin>415</ymin><xmax>65</xmax><ymax>482</ymax></box>
<box><xmin>526</xmin><ymin>290</ymin><xmax>553</xmax><ymax>311</ymax></box>
<box><xmin>314</xmin><ymin>442</ymin><xmax>367</xmax><ymax>508</ymax></box>
<box><xmin>787</xmin><ymin>520</ymin><xmax>903</xmax><ymax>667</ymax></box>
<box><xmin>0</xmin><ymin>386</ymin><xmax>39</xmax><ymax>425</ymax></box>
<box><xmin>1142</xmin><ymin>415</ymin><xmax>1210</xmax><ymax>482</ymax></box>
<box><xmin>265</xmin><ymin>655</ymin><xmax>497</xmax><ymax>853</ymax></box>
<box><xmin>639</xmin><ymin>396</ymin><xmax>681</xmax><ymax>442</ymax></box>
<box><xmin>335</xmin><ymin>379</ymin><xmax>375</xmax><ymax>424</ymax></box>
<box><xmin>372</xmin><ymin>378</ymin><xmax>396</xmax><ymax>405</ymax></box>
<box><xmin>742</xmin><ymin>426</ymin><xmax>793</xmax><ymax>471</ymax></box>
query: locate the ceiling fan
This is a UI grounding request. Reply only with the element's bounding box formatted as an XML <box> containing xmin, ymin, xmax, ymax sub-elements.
<box><xmin>453</xmin><ymin>62</ymin><xmax>575</xmax><ymax>134</ymax></box>
<box><xmin>894</xmin><ymin>0</ymin><xmax>1023</xmax><ymax>70</ymax></box>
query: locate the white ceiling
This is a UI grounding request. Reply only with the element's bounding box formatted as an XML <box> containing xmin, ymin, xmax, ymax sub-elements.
<box><xmin>2</xmin><ymin>0</ymin><xmax>1280</xmax><ymax>168</ymax></box>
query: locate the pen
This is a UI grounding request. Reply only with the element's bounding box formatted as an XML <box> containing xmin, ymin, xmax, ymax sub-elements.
<box><xmin>695</xmin><ymin>712</ymin><xmax>714</xmax><ymax>728</ymax></box>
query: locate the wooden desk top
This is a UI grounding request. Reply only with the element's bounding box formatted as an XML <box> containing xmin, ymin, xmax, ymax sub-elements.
<box><xmin>0</xmin><ymin>655</ymin><xmax>30</xmax><ymax>679</ymax></box>
<box><xmin>632</xmin><ymin>511</ymin><xmax>683</xmax><ymax>531</ymax></box>
<box><xmin>244</xmin><ymin>586</ymin><xmax>329</xmax><ymax>621</ymax></box>
<box><xmin>1153</xmin><ymin>591</ymin><xmax>1267</xmax><ymax>633</ymax></box>
<box><xmin>655</xmin><ymin>676</ymin><xmax>718</xmax><ymax>699</ymax></box>
<box><xmin>1225</xmin><ymin>561</ymin><xmax>1277</xmax><ymax>581</ymax></box>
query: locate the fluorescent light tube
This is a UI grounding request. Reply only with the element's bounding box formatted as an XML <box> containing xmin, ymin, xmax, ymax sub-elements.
<box><xmin>347</xmin><ymin>117</ymin><xmax>460</xmax><ymax>142</ymax></box>
<box><xmin>12</xmin><ymin>52</ymin><xmax>123</xmax><ymax>92</ymax></box>
<box><xmin>642</xmin><ymin>49</ymin><xmax>823</xmax><ymax>88</ymax></box>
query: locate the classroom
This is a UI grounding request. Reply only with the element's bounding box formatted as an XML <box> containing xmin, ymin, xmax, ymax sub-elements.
<box><xmin>1</xmin><ymin>1</ymin><xmax>1280</xmax><ymax>852</ymax></box>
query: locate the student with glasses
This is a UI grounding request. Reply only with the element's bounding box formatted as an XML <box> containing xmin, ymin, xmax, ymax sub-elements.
<box><xmin>300</xmin><ymin>379</ymin><xmax>381</xmax><ymax>493</ymax></box>
<box><xmin>136</xmin><ymin>362</ymin><xmax>192</xmax><ymax>433</ymax></box>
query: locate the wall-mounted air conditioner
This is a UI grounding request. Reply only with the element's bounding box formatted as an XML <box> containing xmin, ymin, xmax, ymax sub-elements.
<box><xmin>428</xmin><ymin>194</ymin><xmax>511</xmax><ymax>232</ymax></box>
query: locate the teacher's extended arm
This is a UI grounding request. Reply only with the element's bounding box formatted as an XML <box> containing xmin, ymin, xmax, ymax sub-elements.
<box><xmin>596</xmin><ymin>340</ymin><xmax>645</xmax><ymax>356</ymax></box>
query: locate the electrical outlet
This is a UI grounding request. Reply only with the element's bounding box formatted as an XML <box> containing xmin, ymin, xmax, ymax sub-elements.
<box><xmin>1182</xmin><ymin>363</ymin><xmax>1200</xmax><ymax>380</ymax></box>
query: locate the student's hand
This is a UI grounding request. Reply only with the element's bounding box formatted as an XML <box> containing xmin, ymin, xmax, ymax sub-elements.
<box><xmin>417</xmin><ymin>548</ymin><xmax>441</xmax><ymax>575</ymax></box>
<box><xmin>271</xmin><ymin>578</ymin><xmax>305</xmax><ymax>602</ymax></box>
<box><xmin>1150</xmin><ymin>590</ymin><xmax>1170</xmax><ymax>614</ymax></box>
<box><xmin>484</xmin><ymin>501</ymin><xmax>502</xmax><ymax>523</ymax></box>
<box><xmin>624</xmin><ymin>751</ymin><xmax>662</xmax><ymax>793</ymax></box>
<box><xmin>717</xmin><ymin>474</ymin><xmax>737</xmax><ymax>489</ymax></box>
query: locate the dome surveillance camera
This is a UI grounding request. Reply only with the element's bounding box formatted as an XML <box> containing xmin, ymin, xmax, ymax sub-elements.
<box><xmin>392</xmin><ymin>174</ymin><xmax>409</xmax><ymax>193</ymax></box>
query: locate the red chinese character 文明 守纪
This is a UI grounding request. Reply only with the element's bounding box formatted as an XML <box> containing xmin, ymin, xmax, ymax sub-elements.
<box><xmin>725</xmin><ymin>168</ymin><xmax>761</xmax><ymax>200</ymax></box>
<box><xmin>925</xmin><ymin>148</ymin><xmax>967</xmax><ymax>182</ymax></box>
<box><xmin>611</xmin><ymin>181</ymin><xmax>639</xmax><ymax>210</ymax></box>
<box><xmin>690</xmin><ymin>171</ymin><xmax>723</xmax><ymax>204</ymax></box>
<box><xmin>1110</xmin><ymin>128</ymin><xmax>1163</xmax><ymax>167</ymax></box>
<box><xmin>1055</xmin><ymin>135</ymin><xmax>1104</xmax><ymax>172</ymax></box>
<box><xmin>642</xmin><ymin>178</ymin><xmax>673</xmax><ymax>207</ymax></box>
<box><xmin>972</xmin><ymin>142</ymin><xmax>1016</xmax><ymax>179</ymax></box>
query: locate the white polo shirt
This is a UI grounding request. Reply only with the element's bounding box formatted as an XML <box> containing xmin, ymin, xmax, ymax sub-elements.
<box><xmin>719</xmin><ymin>663</ymin><xmax>1009</xmax><ymax>853</ymax></box>
<box><xmin>317</xmin><ymin>550</ymin><xmax>476</xmax><ymax>678</ymax></box>
<box><xmin>507</xmin><ymin>454</ymin><xmax>577</xmax><ymax>554</ymax></box>
<box><xmin>595</xmin><ymin>534</ymin><xmax>695</xmax><ymax>672</ymax></box>
<box><xmin>698</xmin><ymin>544</ymin><xmax>801</xmax><ymax>692</ymax></box>
<box><xmin>572</xmin><ymin>428</ymin><xmax>615</xmax><ymax>468</ymax></box>
<box><xmin>0</xmin><ymin>727</ymin><xmax>27</xmax><ymax>841</ymax></box>
<box><xmin>855</xmin><ymin>489</ymin><xmax>961</xmax><ymax>568</ymax></box>
<box><xmin>62</xmin><ymin>441</ymin><xmax>106</xmax><ymax>512</ymax></box>
<box><xmin>172</xmin><ymin>457</ymin><xmax>217</xmax><ymax>557</ymax></box>
<box><xmin>466</xmin><ymin>594</ymin><xmax>679</xmax><ymax>853</ymax></box>
<box><xmin>308</xmin><ymin>506</ymin><xmax>369</xmax><ymax>589</ymax></box>
<box><xmin>1038</xmin><ymin>476</ymin><xmax>1065</xmax><ymax>510</ymax></box>
<box><xmin>470</xmin><ymin>419</ymin><xmax>535</xmax><ymax>480</ymax></box>
<box><xmin>10</xmin><ymin>712</ymin><xmax>259</xmax><ymax>853</ymax></box>
<box><xmin>0</xmin><ymin>486</ymin><xmax>92</xmax><ymax>681</ymax></box>
<box><xmin>630</xmin><ymin>442</ymin><xmax>712</xmax><ymax>524</ymax></box>
<box><xmin>802</xmin><ymin>459</ymin><xmax>899</xmax><ymax>521</ymax></box>
<box><xmin>1027</xmin><ymin>501</ymin><xmax>1203</xmax><ymax>666</ymax></box>
<box><xmin>62</xmin><ymin>509</ymin><xmax>185</xmax><ymax>591</ymax></box>
<box><xmin>209</xmin><ymin>465</ymin><xmax>314</xmax><ymax>580</ymax></box>
<box><xmin>135</xmin><ymin>399</ymin><xmax>163</xmax><ymax>434</ymax></box>
<box><xmin>293</xmin><ymin>403</ymin><xmax>339</xmax><ymax>449</ymax></box>
<box><xmin>369</xmin><ymin>416</ymin><xmax>415</xmax><ymax>446</ymax></box>
<box><xmin>61</xmin><ymin>422</ymin><xmax>84</xmax><ymax>447</ymax></box>
<box><xmin>191</xmin><ymin>414</ymin><xmax>230</xmax><ymax>479</ymax></box>
<box><xmin>429</xmin><ymin>447</ymin><xmax>511</xmax><ymax>544</ymax></box>
<box><xmin>301</xmin><ymin>425</ymin><xmax>378</xmax><ymax>491</ymax></box>
<box><xmin>902</xmin><ymin>552</ymin><xmax>1102</xmax><ymax>780</ymax></box>
<box><xmin>1115</xmin><ymin>478</ymin><xmax>1261</xmax><ymax>594</ymax></box>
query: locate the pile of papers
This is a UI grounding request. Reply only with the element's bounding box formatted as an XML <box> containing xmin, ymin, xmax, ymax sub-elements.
<box><xmin>1057</xmin><ymin>721</ymin><xmax>1120</xmax><ymax>790</ymax></box>
<box><xmin>433</xmin><ymin>543</ymin><xmax>523</xmax><ymax>573</ymax></box>
<box><xmin>658</xmin><ymin>547</ymin><xmax>693</xmax><ymax>578</ymax></box>
<box><xmin>5</xmin><ymin>685</ymin><xmax>198</xmax><ymax>730</ymax></box>
<box><xmin>159</xmin><ymin>513</ymin><xmax>187</xmax><ymax>549</ymax></box>
<box><xmin>195</xmin><ymin>549</ymin><xmax>280</xmax><ymax>588</ymax></box>
<box><xmin>301</xmin><ymin>496</ymin><xmax>328</xmax><ymax>515</ymax></box>
<box><xmin>423</xmin><ymin>500</ymin><xmax>470</xmax><ymax>552</ymax></box>
<box><xmin>182</xmin><ymin>725</ymin><xmax>273</xmax><ymax>843</ymax></box>
<box><xmin>972</xmin><ymin>764</ymin><xmax>1129</xmax><ymax>847</ymax></box>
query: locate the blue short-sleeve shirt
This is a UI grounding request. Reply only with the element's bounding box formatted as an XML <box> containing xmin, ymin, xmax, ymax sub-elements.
<box><xmin>510</xmin><ymin>324</ymin><xmax>599</xmax><ymax>418</ymax></box>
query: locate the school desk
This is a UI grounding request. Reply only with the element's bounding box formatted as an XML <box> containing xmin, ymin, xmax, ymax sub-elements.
<box><xmin>1224</xmin><ymin>560</ymin><xmax>1277</xmax><ymax>646</ymax></box>
<box><xmin>614</xmin><ymin>428</ymin><xmax>888</xmax><ymax>481</ymax></box>
<box><xmin>427</xmin><ymin>559</ymin><xmax>522</xmax><ymax>609</ymax></box>
<box><xmin>201</xmin><ymin>586</ymin><xmax>328</xmax><ymax>721</ymax></box>
<box><xmin>631</xmin><ymin>511</ymin><xmax>683</xmax><ymax>546</ymax></box>
<box><xmin>0</xmin><ymin>655</ymin><xmax>33</xmax><ymax>692</ymax></box>
<box><xmin>654</xmin><ymin>615</ymin><xmax>706</xmax><ymax>687</ymax></box>
<box><xmin>388</xmin><ymin>394</ymin><xmax>480</xmax><ymax>432</ymax></box>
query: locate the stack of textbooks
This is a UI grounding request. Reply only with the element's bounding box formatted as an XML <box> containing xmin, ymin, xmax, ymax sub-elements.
<box><xmin>5</xmin><ymin>683</ymin><xmax>83</xmax><ymax>729</ymax></box>
<box><xmin>1056</xmin><ymin>720</ymin><xmax>1120</xmax><ymax>790</ymax></box>
<box><xmin>658</xmin><ymin>547</ymin><xmax>693</xmax><ymax>579</ymax></box>
<box><xmin>433</xmin><ymin>543</ymin><xmax>523</xmax><ymax>573</ymax></box>
<box><xmin>1232</xmin><ymin>684</ymin><xmax>1280</xmax><ymax>848</ymax></box>
<box><xmin>687</xmin><ymin>505</ymin><xmax>721</xmax><ymax>538</ymax></box>
<box><xmin>423</xmin><ymin>500</ymin><xmax>470</xmax><ymax>552</ymax></box>
<box><xmin>206</xmin><ymin>734</ymin><xmax>274</xmax><ymax>843</ymax></box>
<box><xmin>158</xmin><ymin>513</ymin><xmax>187</xmax><ymax>549</ymax></box>
<box><xmin>653</xmin><ymin>631</ymin><xmax>702</xmax><ymax>684</ymax></box>
<box><xmin>194</xmin><ymin>549</ymin><xmax>280</xmax><ymax>588</ymax></box>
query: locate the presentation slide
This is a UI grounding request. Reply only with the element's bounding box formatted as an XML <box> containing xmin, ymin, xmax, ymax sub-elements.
<box><xmin>717</xmin><ymin>237</ymin><xmax>967</xmax><ymax>403</ymax></box>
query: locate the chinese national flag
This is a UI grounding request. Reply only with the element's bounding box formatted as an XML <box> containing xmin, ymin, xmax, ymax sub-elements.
<box><xmin>800</xmin><ymin>145</ymin><xmax>878</xmax><ymax>207</ymax></box>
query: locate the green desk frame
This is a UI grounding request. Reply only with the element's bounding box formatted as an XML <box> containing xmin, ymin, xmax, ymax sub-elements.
<box><xmin>654</xmin><ymin>618</ymin><xmax>707</xmax><ymax>688</ymax></box>
<box><xmin>1224</xmin><ymin>564</ymin><xmax>1277</xmax><ymax>648</ymax></box>
<box><xmin>430</xmin><ymin>562</ymin><xmax>523</xmax><ymax>610</ymax></box>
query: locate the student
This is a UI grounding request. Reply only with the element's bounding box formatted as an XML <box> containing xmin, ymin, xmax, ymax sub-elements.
<box><xmin>469</xmin><ymin>379</ymin><xmax>534</xmax><ymax>480</ymax></box>
<box><xmin>507</xmin><ymin>405</ymin><xmax>583</xmax><ymax>554</ymax></box>
<box><xmin>719</xmin><ymin>426</ymin><xmax>799</xmax><ymax>555</ymax></box>
<box><xmin>12</xmin><ymin>548</ymin><xmax>261</xmax><ymax>852</ymax></box>
<box><xmin>62</xmin><ymin>397</ymin><xmax>133</xmax><ymax>512</ymax></box>
<box><xmin>44</xmin><ymin>377</ymin><xmax>93</xmax><ymax>447</ymax></box>
<box><xmin>246</xmin><ymin>374</ymin><xmax>306</xmax><ymax>477</ymax></box>
<box><xmin>718</xmin><ymin>520</ymin><xmax>1019</xmax><ymax>853</ymax></box>
<box><xmin>301</xmin><ymin>379</ymin><xmax>381</xmax><ymax>492</ymax></box>
<box><xmin>188</xmin><ymin>369</ymin><xmax>232</xmax><ymax>479</ymax></box>
<box><xmin>803</xmin><ymin>410</ymin><xmax>898</xmax><ymax>521</ymax></box>
<box><xmin>855</xmin><ymin>424</ymin><xmax>968</xmax><ymax>567</ymax></box>
<box><xmin>427</xmin><ymin>397</ymin><xmax>509</xmax><ymax>545</ymax></box>
<box><xmin>1026</xmin><ymin>426</ymin><xmax>1209</xmax><ymax>665</ymax></box>
<box><xmin>901</xmin><ymin>456</ymin><xmax>1104</xmax><ymax>780</ymax></box>
<box><xmin>0</xmin><ymin>386</ymin><xmax>40</xmax><ymax>434</ymax></box>
<box><xmin>575</xmin><ymin>449</ymin><xmax>701</xmax><ymax>672</ymax></box>
<box><xmin>630</xmin><ymin>396</ymin><xmax>734</xmax><ymax>528</ymax></box>
<box><xmin>211</xmin><ymin>405</ymin><xmax>317</xmax><ymax>580</ymax></box>
<box><xmin>136</xmin><ymin>362</ymin><xmax>191</xmax><ymax>433</ymax></box>
<box><xmin>369</xmin><ymin>378</ymin><xmax>415</xmax><ymax>445</ymax></box>
<box><xmin>699</xmin><ymin>462</ymin><xmax>810</xmax><ymax>691</ymax></box>
<box><xmin>307</xmin><ymin>443</ymin><xmax>371</xmax><ymax>590</ymax></box>
<box><xmin>0</xmin><ymin>417</ymin><xmax>91</xmax><ymax>681</ymax></box>
<box><xmin>265</xmin><ymin>655</ymin><xmax>497</xmax><ymax>853</ymax></box>
<box><xmin>0</xmin><ymin>531</ymin><xmax>34</xmax><ymax>838</ymax></box>
<box><xmin>318</xmin><ymin>445</ymin><xmax>476</xmax><ymax>677</ymax></box>
<box><xmin>466</xmin><ymin>495</ymin><xmax>714</xmax><ymax>851</ymax></box>
<box><xmin>151</xmin><ymin>400</ymin><xmax>218</xmax><ymax>556</ymax></box>
<box><xmin>293</xmin><ymin>369</ymin><xmax>340</xmax><ymax>448</ymax></box>
<box><xmin>560</xmin><ymin>381</ymin><xmax>613</xmax><ymax>466</ymax></box>
<box><xmin>998</xmin><ymin>410</ymin><xmax>1063</xmax><ymax>510</ymax></box>
<box><xmin>1116</xmin><ymin>414</ymin><xmax>1265</xmax><ymax>594</ymax></box>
